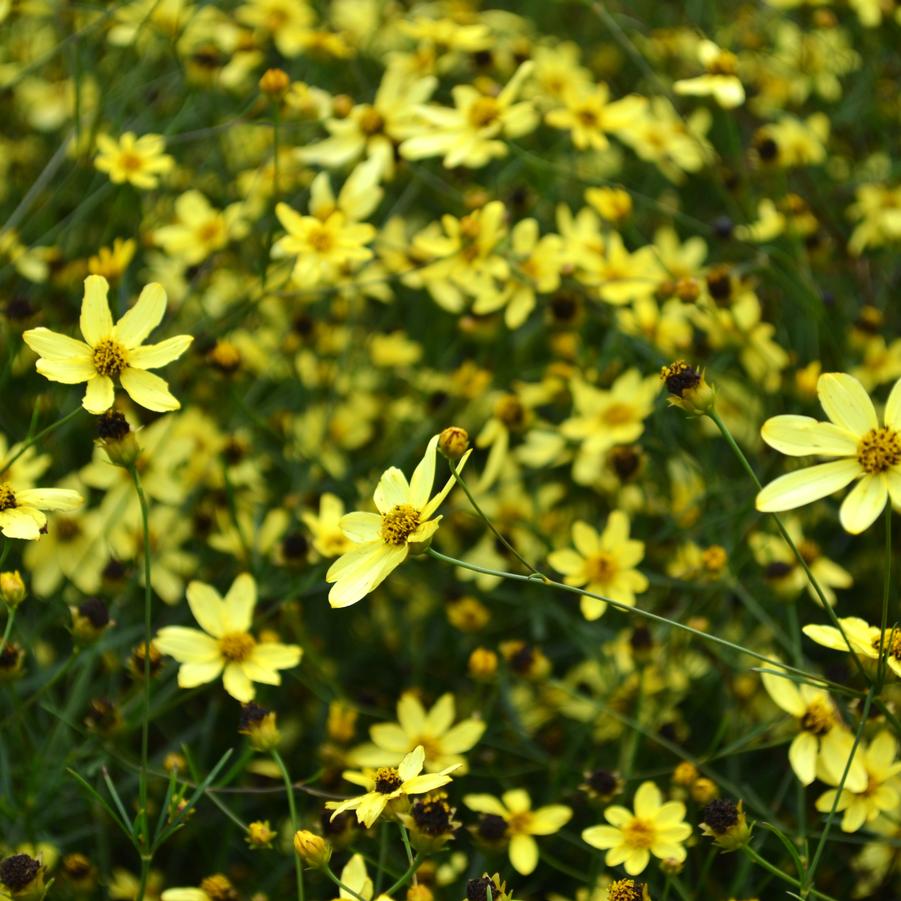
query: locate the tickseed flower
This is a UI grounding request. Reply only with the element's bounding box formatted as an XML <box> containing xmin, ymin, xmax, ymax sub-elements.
<box><xmin>756</xmin><ymin>372</ymin><xmax>901</xmax><ymax>534</ymax></box>
<box><xmin>325</xmin><ymin>433</ymin><xmax>472</xmax><ymax>607</ymax></box>
<box><xmin>761</xmin><ymin>669</ymin><xmax>867</xmax><ymax>789</ymax></box>
<box><xmin>154</xmin><ymin>574</ymin><xmax>302</xmax><ymax>703</ymax></box>
<box><xmin>0</xmin><ymin>480</ymin><xmax>82</xmax><ymax>540</ymax></box>
<box><xmin>673</xmin><ymin>41</ymin><xmax>745</xmax><ymax>108</ymax></box>
<box><xmin>326</xmin><ymin>744</ymin><xmax>459</xmax><ymax>829</ymax></box>
<box><xmin>660</xmin><ymin>361</ymin><xmax>716</xmax><ymax>416</ymax></box>
<box><xmin>160</xmin><ymin>873</ymin><xmax>239</xmax><ymax>901</ymax></box>
<box><xmin>699</xmin><ymin>799</ymin><xmax>751</xmax><ymax>850</ymax></box>
<box><xmin>22</xmin><ymin>275</ymin><xmax>192</xmax><ymax>414</ymax></box>
<box><xmin>607</xmin><ymin>879</ymin><xmax>651</xmax><ymax>901</ymax></box>
<box><xmin>349</xmin><ymin>691</ymin><xmax>485</xmax><ymax>773</ymax></box>
<box><xmin>803</xmin><ymin>617</ymin><xmax>901</xmax><ymax>678</ymax></box>
<box><xmin>582</xmin><ymin>781</ymin><xmax>692</xmax><ymax>876</ymax></box>
<box><xmin>293</xmin><ymin>830</ymin><xmax>332</xmax><ymax>868</ymax></box>
<box><xmin>814</xmin><ymin>731</ymin><xmax>901</xmax><ymax>833</ymax></box>
<box><xmin>463</xmin><ymin>789</ymin><xmax>572</xmax><ymax>875</ymax></box>
<box><xmin>94</xmin><ymin>132</ymin><xmax>173</xmax><ymax>190</ymax></box>
<box><xmin>548</xmin><ymin>511</ymin><xmax>648</xmax><ymax>621</ymax></box>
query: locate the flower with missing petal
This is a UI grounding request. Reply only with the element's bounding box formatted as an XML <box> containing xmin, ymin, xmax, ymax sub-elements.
<box><xmin>23</xmin><ymin>275</ymin><xmax>192</xmax><ymax>415</ymax></box>
<box><xmin>756</xmin><ymin>372</ymin><xmax>901</xmax><ymax>534</ymax></box>
<box><xmin>154</xmin><ymin>574</ymin><xmax>302</xmax><ymax>703</ymax></box>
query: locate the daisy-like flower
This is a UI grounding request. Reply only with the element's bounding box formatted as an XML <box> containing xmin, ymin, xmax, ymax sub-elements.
<box><xmin>0</xmin><ymin>481</ymin><xmax>82</xmax><ymax>540</ymax></box>
<box><xmin>349</xmin><ymin>691</ymin><xmax>485</xmax><ymax>773</ymax></box>
<box><xmin>815</xmin><ymin>731</ymin><xmax>901</xmax><ymax>833</ymax></box>
<box><xmin>326</xmin><ymin>745</ymin><xmax>459</xmax><ymax>829</ymax></box>
<box><xmin>673</xmin><ymin>41</ymin><xmax>745</xmax><ymax>109</ymax></box>
<box><xmin>464</xmin><ymin>788</ymin><xmax>572</xmax><ymax>875</ymax></box>
<box><xmin>761</xmin><ymin>669</ymin><xmax>867</xmax><ymax>789</ymax></box>
<box><xmin>22</xmin><ymin>275</ymin><xmax>192</xmax><ymax>415</ymax></box>
<box><xmin>803</xmin><ymin>617</ymin><xmax>901</xmax><ymax>678</ymax></box>
<box><xmin>94</xmin><ymin>132</ymin><xmax>174</xmax><ymax>189</ymax></box>
<box><xmin>548</xmin><ymin>511</ymin><xmax>648</xmax><ymax>620</ymax></box>
<box><xmin>160</xmin><ymin>873</ymin><xmax>238</xmax><ymax>901</ymax></box>
<box><xmin>582</xmin><ymin>781</ymin><xmax>692</xmax><ymax>876</ymax></box>
<box><xmin>325</xmin><ymin>433</ymin><xmax>472</xmax><ymax>608</ymax></box>
<box><xmin>756</xmin><ymin>372</ymin><xmax>901</xmax><ymax>534</ymax></box>
<box><xmin>154</xmin><ymin>574</ymin><xmax>302</xmax><ymax>703</ymax></box>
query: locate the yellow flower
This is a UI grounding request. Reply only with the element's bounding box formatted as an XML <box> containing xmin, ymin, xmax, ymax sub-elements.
<box><xmin>94</xmin><ymin>132</ymin><xmax>174</xmax><ymax>189</ymax></box>
<box><xmin>23</xmin><ymin>275</ymin><xmax>192</xmax><ymax>414</ymax></box>
<box><xmin>0</xmin><ymin>480</ymin><xmax>82</xmax><ymax>541</ymax></box>
<box><xmin>326</xmin><ymin>744</ymin><xmax>459</xmax><ymax>828</ymax></box>
<box><xmin>154</xmin><ymin>573</ymin><xmax>302</xmax><ymax>702</ymax></box>
<box><xmin>325</xmin><ymin>433</ymin><xmax>471</xmax><ymax>608</ymax></box>
<box><xmin>349</xmin><ymin>691</ymin><xmax>485</xmax><ymax>773</ymax></box>
<box><xmin>153</xmin><ymin>191</ymin><xmax>245</xmax><ymax>265</ymax></box>
<box><xmin>582</xmin><ymin>781</ymin><xmax>691</xmax><ymax>876</ymax></box>
<box><xmin>464</xmin><ymin>788</ymin><xmax>572</xmax><ymax>875</ymax></box>
<box><xmin>548</xmin><ymin>511</ymin><xmax>648</xmax><ymax>620</ymax></box>
<box><xmin>756</xmin><ymin>372</ymin><xmax>901</xmax><ymax>534</ymax></box>
<box><xmin>301</xmin><ymin>493</ymin><xmax>353</xmax><ymax>558</ymax></box>
<box><xmin>88</xmin><ymin>238</ymin><xmax>137</xmax><ymax>280</ymax></box>
<box><xmin>815</xmin><ymin>731</ymin><xmax>901</xmax><ymax>833</ymax></box>
<box><xmin>761</xmin><ymin>669</ymin><xmax>867</xmax><ymax>789</ymax></box>
<box><xmin>674</xmin><ymin>41</ymin><xmax>745</xmax><ymax>109</ymax></box>
<box><xmin>803</xmin><ymin>617</ymin><xmax>901</xmax><ymax>678</ymax></box>
<box><xmin>546</xmin><ymin>83</ymin><xmax>646</xmax><ymax>151</ymax></box>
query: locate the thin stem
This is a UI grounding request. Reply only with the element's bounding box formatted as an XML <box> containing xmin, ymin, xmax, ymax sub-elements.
<box><xmin>743</xmin><ymin>845</ymin><xmax>840</xmax><ymax>901</ymax></box>
<box><xmin>385</xmin><ymin>853</ymin><xmax>422</xmax><ymax>897</ymax></box>
<box><xmin>446</xmin><ymin>457</ymin><xmax>540</xmax><ymax>575</ymax></box>
<box><xmin>708</xmin><ymin>409</ymin><xmax>871</xmax><ymax>685</ymax></box>
<box><xmin>398</xmin><ymin>822</ymin><xmax>414</xmax><ymax>867</ymax></box>
<box><xmin>272</xmin><ymin>749</ymin><xmax>305</xmax><ymax>901</ymax></box>
<box><xmin>130</xmin><ymin>467</ymin><xmax>154</xmax><ymax>878</ymax></box>
<box><xmin>0</xmin><ymin>607</ymin><xmax>15</xmax><ymax>656</ymax></box>
<box><xmin>877</xmin><ymin>505</ymin><xmax>892</xmax><ymax>689</ymax></box>
<box><xmin>427</xmin><ymin>548</ymin><xmax>849</xmax><ymax>693</ymax></box>
<box><xmin>803</xmin><ymin>689</ymin><xmax>874</xmax><ymax>896</ymax></box>
<box><xmin>0</xmin><ymin>405</ymin><xmax>82</xmax><ymax>473</ymax></box>
<box><xmin>323</xmin><ymin>866</ymin><xmax>368</xmax><ymax>901</ymax></box>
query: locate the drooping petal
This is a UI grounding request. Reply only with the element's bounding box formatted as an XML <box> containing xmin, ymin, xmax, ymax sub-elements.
<box><xmin>817</xmin><ymin>372</ymin><xmax>877</xmax><ymax>435</ymax></box>
<box><xmin>761</xmin><ymin>415</ymin><xmax>858</xmax><ymax>457</ymax></box>
<box><xmin>509</xmin><ymin>834</ymin><xmax>538</xmax><ymax>875</ymax></box>
<box><xmin>115</xmin><ymin>282</ymin><xmax>167</xmax><ymax>348</ymax></box>
<box><xmin>328</xmin><ymin>543</ymin><xmax>408</xmax><ymax>608</ymax></box>
<box><xmin>80</xmin><ymin>275</ymin><xmax>113</xmax><ymax>345</ymax></box>
<box><xmin>755</xmin><ymin>459</ymin><xmax>860</xmax><ymax>512</ymax></box>
<box><xmin>839</xmin><ymin>474</ymin><xmax>888</xmax><ymax>534</ymax></box>
<box><xmin>222</xmin><ymin>662</ymin><xmax>255</xmax><ymax>702</ymax></box>
<box><xmin>223</xmin><ymin>572</ymin><xmax>256</xmax><ymax>632</ymax></box>
<box><xmin>0</xmin><ymin>508</ymin><xmax>44</xmax><ymax>539</ymax></box>
<box><xmin>185</xmin><ymin>581</ymin><xmax>226</xmax><ymax>638</ymax></box>
<box><xmin>128</xmin><ymin>335</ymin><xmax>193</xmax><ymax>369</ymax></box>
<box><xmin>120</xmin><ymin>367</ymin><xmax>180</xmax><ymax>412</ymax></box>
<box><xmin>82</xmin><ymin>375</ymin><xmax>115</xmax><ymax>414</ymax></box>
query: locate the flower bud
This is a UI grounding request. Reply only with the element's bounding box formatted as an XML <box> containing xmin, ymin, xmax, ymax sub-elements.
<box><xmin>69</xmin><ymin>598</ymin><xmax>113</xmax><ymax>645</ymax></box>
<box><xmin>238</xmin><ymin>702</ymin><xmax>281</xmax><ymax>751</ymax></box>
<box><xmin>0</xmin><ymin>571</ymin><xmax>26</xmax><ymax>609</ymax></box>
<box><xmin>660</xmin><ymin>361</ymin><xmax>716</xmax><ymax>416</ymax></box>
<box><xmin>0</xmin><ymin>854</ymin><xmax>48</xmax><ymax>901</ymax></box>
<box><xmin>438</xmin><ymin>427</ymin><xmax>469</xmax><ymax>460</ymax></box>
<box><xmin>292</xmin><ymin>831</ymin><xmax>332</xmax><ymax>868</ymax></box>
<box><xmin>467</xmin><ymin>647</ymin><xmax>497</xmax><ymax>681</ymax></box>
<box><xmin>96</xmin><ymin>411</ymin><xmax>140</xmax><ymax>468</ymax></box>
<box><xmin>259</xmin><ymin>68</ymin><xmax>290</xmax><ymax>96</ymax></box>
<box><xmin>700</xmin><ymin>798</ymin><xmax>751</xmax><ymax>851</ymax></box>
<box><xmin>246</xmin><ymin>821</ymin><xmax>277</xmax><ymax>850</ymax></box>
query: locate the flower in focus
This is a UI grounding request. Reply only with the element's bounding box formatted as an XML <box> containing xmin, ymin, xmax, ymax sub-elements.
<box><xmin>756</xmin><ymin>372</ymin><xmax>901</xmax><ymax>534</ymax></box>
<box><xmin>548</xmin><ymin>511</ymin><xmax>648</xmax><ymax>620</ymax></box>
<box><xmin>326</xmin><ymin>744</ymin><xmax>459</xmax><ymax>828</ymax></box>
<box><xmin>94</xmin><ymin>132</ymin><xmax>174</xmax><ymax>189</ymax></box>
<box><xmin>154</xmin><ymin>574</ymin><xmax>302</xmax><ymax>702</ymax></box>
<box><xmin>465</xmin><ymin>789</ymin><xmax>572</xmax><ymax>875</ymax></box>
<box><xmin>0</xmin><ymin>480</ymin><xmax>82</xmax><ymax>540</ymax></box>
<box><xmin>23</xmin><ymin>275</ymin><xmax>192</xmax><ymax>414</ymax></box>
<box><xmin>582</xmin><ymin>781</ymin><xmax>691</xmax><ymax>876</ymax></box>
<box><xmin>325</xmin><ymin>433</ymin><xmax>471</xmax><ymax>608</ymax></box>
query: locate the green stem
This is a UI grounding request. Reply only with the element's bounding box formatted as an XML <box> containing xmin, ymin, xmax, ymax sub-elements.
<box><xmin>384</xmin><ymin>853</ymin><xmax>422</xmax><ymax>897</ymax></box>
<box><xmin>323</xmin><ymin>866</ymin><xmax>367</xmax><ymax>901</ymax></box>
<box><xmin>398</xmin><ymin>822</ymin><xmax>414</xmax><ymax>867</ymax></box>
<box><xmin>708</xmin><ymin>409</ymin><xmax>871</xmax><ymax>685</ymax></box>
<box><xmin>272</xmin><ymin>749</ymin><xmax>305</xmax><ymax>901</ymax></box>
<box><xmin>0</xmin><ymin>607</ymin><xmax>15</xmax><ymax>656</ymax></box>
<box><xmin>743</xmin><ymin>845</ymin><xmax>840</xmax><ymax>901</ymax></box>
<box><xmin>130</xmin><ymin>467</ymin><xmax>154</xmax><ymax>880</ymax></box>
<box><xmin>0</xmin><ymin>405</ymin><xmax>82</xmax><ymax>473</ymax></box>
<box><xmin>876</xmin><ymin>505</ymin><xmax>892</xmax><ymax>689</ymax></box>
<box><xmin>446</xmin><ymin>457</ymin><xmax>539</xmax><ymax>574</ymax></box>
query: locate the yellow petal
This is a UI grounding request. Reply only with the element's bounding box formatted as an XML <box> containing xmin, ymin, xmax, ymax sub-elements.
<box><xmin>35</xmin><ymin>357</ymin><xmax>94</xmax><ymax>384</ymax></box>
<box><xmin>817</xmin><ymin>372</ymin><xmax>877</xmax><ymax>435</ymax></box>
<box><xmin>15</xmin><ymin>488</ymin><xmax>82</xmax><ymax>511</ymax></box>
<box><xmin>340</xmin><ymin>512</ymin><xmax>382</xmax><ymax>542</ymax></box>
<box><xmin>423</xmin><ymin>693</ymin><xmax>455</xmax><ymax>735</ymax></box>
<box><xmin>83</xmin><ymin>375</ymin><xmax>115</xmax><ymax>414</ymax></box>
<box><xmin>373</xmin><ymin>466</ymin><xmax>410</xmax><ymax>513</ymax></box>
<box><xmin>177</xmin><ymin>659</ymin><xmax>224</xmax><ymax>688</ymax></box>
<box><xmin>463</xmin><ymin>794</ymin><xmax>508</xmax><ymax>816</ymax></box>
<box><xmin>185</xmin><ymin>581</ymin><xmax>226</xmax><ymax>638</ymax></box>
<box><xmin>155</xmin><ymin>626</ymin><xmax>221</xmax><ymax>662</ymax></box>
<box><xmin>223</xmin><ymin>572</ymin><xmax>256</xmax><ymax>632</ymax></box>
<box><xmin>884</xmin><ymin>377</ymin><xmax>901</xmax><ymax>429</ymax></box>
<box><xmin>509</xmin><ymin>834</ymin><xmax>538</xmax><ymax>875</ymax></box>
<box><xmin>222</xmin><ymin>662</ymin><xmax>254</xmax><ymax>702</ymax></box>
<box><xmin>839</xmin><ymin>474</ymin><xmax>888</xmax><ymax>534</ymax></box>
<box><xmin>251</xmin><ymin>643</ymin><xmax>302</xmax><ymax>671</ymax></box>
<box><xmin>80</xmin><ymin>275</ymin><xmax>113</xmax><ymax>345</ymax></box>
<box><xmin>633</xmin><ymin>781</ymin><xmax>662</xmax><ymax>817</ymax></box>
<box><xmin>756</xmin><ymin>459</ymin><xmax>859</xmax><ymax>512</ymax></box>
<box><xmin>408</xmin><ymin>434</ymin><xmax>438</xmax><ymax>510</ymax></box>
<box><xmin>529</xmin><ymin>805</ymin><xmax>573</xmax><ymax>834</ymax></box>
<box><xmin>398</xmin><ymin>745</ymin><xmax>426</xmax><ymax>781</ymax></box>
<box><xmin>789</xmin><ymin>732</ymin><xmax>818</xmax><ymax>785</ymax></box>
<box><xmin>120</xmin><ymin>367</ymin><xmax>180</xmax><ymax>412</ymax></box>
<box><xmin>115</xmin><ymin>282</ymin><xmax>167</xmax><ymax>348</ymax></box>
<box><xmin>23</xmin><ymin>327</ymin><xmax>92</xmax><ymax>362</ymax></box>
<box><xmin>127</xmin><ymin>334</ymin><xmax>192</xmax><ymax>369</ymax></box>
<box><xmin>761</xmin><ymin>415</ymin><xmax>858</xmax><ymax>457</ymax></box>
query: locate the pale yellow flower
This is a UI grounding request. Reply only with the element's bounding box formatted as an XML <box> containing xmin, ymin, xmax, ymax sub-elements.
<box><xmin>94</xmin><ymin>132</ymin><xmax>174</xmax><ymax>189</ymax></box>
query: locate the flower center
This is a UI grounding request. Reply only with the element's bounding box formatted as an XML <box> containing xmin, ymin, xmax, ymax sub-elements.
<box><xmin>622</xmin><ymin>817</ymin><xmax>656</xmax><ymax>849</ymax></box>
<box><xmin>92</xmin><ymin>338</ymin><xmax>128</xmax><ymax>377</ymax></box>
<box><xmin>801</xmin><ymin>700</ymin><xmax>834</xmax><ymax>735</ymax></box>
<box><xmin>374</xmin><ymin>767</ymin><xmax>403</xmax><ymax>793</ymax></box>
<box><xmin>0</xmin><ymin>483</ymin><xmax>17</xmax><ymax>511</ymax></box>
<box><xmin>218</xmin><ymin>631</ymin><xmax>256</xmax><ymax>662</ymax></box>
<box><xmin>857</xmin><ymin>427</ymin><xmax>901</xmax><ymax>474</ymax></box>
<box><xmin>119</xmin><ymin>151</ymin><xmax>144</xmax><ymax>173</ymax></box>
<box><xmin>608</xmin><ymin>880</ymin><xmax>647</xmax><ymax>901</ymax></box>
<box><xmin>586</xmin><ymin>552</ymin><xmax>617</xmax><ymax>584</ymax></box>
<box><xmin>602</xmin><ymin>402</ymin><xmax>634</xmax><ymax>425</ymax></box>
<box><xmin>359</xmin><ymin>107</ymin><xmax>384</xmax><ymax>135</ymax></box>
<box><xmin>469</xmin><ymin>96</ymin><xmax>500</xmax><ymax>128</ymax></box>
<box><xmin>507</xmin><ymin>811</ymin><xmax>533</xmax><ymax>835</ymax></box>
<box><xmin>873</xmin><ymin>629</ymin><xmax>901</xmax><ymax>661</ymax></box>
<box><xmin>308</xmin><ymin>225</ymin><xmax>335</xmax><ymax>254</ymax></box>
<box><xmin>380</xmin><ymin>504</ymin><xmax>421</xmax><ymax>545</ymax></box>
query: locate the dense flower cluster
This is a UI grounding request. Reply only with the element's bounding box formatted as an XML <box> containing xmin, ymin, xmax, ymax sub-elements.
<box><xmin>1</xmin><ymin>1</ymin><xmax>899</xmax><ymax>900</ymax></box>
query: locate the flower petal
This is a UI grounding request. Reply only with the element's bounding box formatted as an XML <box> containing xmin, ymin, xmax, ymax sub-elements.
<box><xmin>755</xmin><ymin>459</ymin><xmax>860</xmax><ymax>512</ymax></box>
<box><xmin>884</xmin><ymin>377</ymin><xmax>901</xmax><ymax>429</ymax></box>
<box><xmin>185</xmin><ymin>581</ymin><xmax>226</xmax><ymax>638</ymax></box>
<box><xmin>340</xmin><ymin>511</ymin><xmax>382</xmax><ymax>542</ymax></box>
<box><xmin>128</xmin><ymin>335</ymin><xmax>193</xmax><ymax>369</ymax></box>
<box><xmin>80</xmin><ymin>275</ymin><xmax>113</xmax><ymax>345</ymax></box>
<box><xmin>155</xmin><ymin>626</ymin><xmax>221</xmax><ymax>662</ymax></box>
<box><xmin>83</xmin><ymin>375</ymin><xmax>115</xmax><ymax>414</ymax></box>
<box><xmin>222</xmin><ymin>662</ymin><xmax>255</xmax><ymax>702</ymax></box>
<box><xmin>818</xmin><ymin>372</ymin><xmax>877</xmax><ymax>435</ymax></box>
<box><xmin>115</xmin><ymin>282</ymin><xmax>167</xmax><ymax>348</ymax></box>
<box><xmin>15</xmin><ymin>488</ymin><xmax>83</xmax><ymax>511</ymax></box>
<box><xmin>251</xmin><ymin>643</ymin><xmax>302</xmax><ymax>671</ymax></box>
<box><xmin>223</xmin><ymin>572</ymin><xmax>256</xmax><ymax>632</ymax></box>
<box><xmin>839</xmin><ymin>474</ymin><xmax>888</xmax><ymax>534</ymax></box>
<box><xmin>408</xmin><ymin>435</ymin><xmax>438</xmax><ymax>511</ymax></box>
<box><xmin>177</xmin><ymin>659</ymin><xmax>224</xmax><ymax>688</ymax></box>
<box><xmin>120</xmin><ymin>367</ymin><xmax>180</xmax><ymax>412</ymax></box>
<box><xmin>398</xmin><ymin>744</ymin><xmax>426</xmax><ymax>781</ymax></box>
<box><xmin>761</xmin><ymin>415</ymin><xmax>858</xmax><ymax>457</ymax></box>
<box><xmin>509</xmin><ymin>834</ymin><xmax>538</xmax><ymax>875</ymax></box>
<box><xmin>35</xmin><ymin>357</ymin><xmax>94</xmax><ymax>384</ymax></box>
<box><xmin>23</xmin><ymin>327</ymin><xmax>92</xmax><ymax>362</ymax></box>
<box><xmin>373</xmin><ymin>466</ymin><xmax>410</xmax><ymax>513</ymax></box>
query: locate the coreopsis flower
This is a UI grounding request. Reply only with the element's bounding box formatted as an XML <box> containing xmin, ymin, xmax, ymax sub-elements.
<box><xmin>325</xmin><ymin>433</ymin><xmax>472</xmax><ymax>607</ymax></box>
<box><xmin>814</xmin><ymin>731</ymin><xmax>901</xmax><ymax>833</ymax></box>
<box><xmin>94</xmin><ymin>132</ymin><xmax>174</xmax><ymax>189</ymax></box>
<box><xmin>160</xmin><ymin>873</ymin><xmax>238</xmax><ymax>901</ymax></box>
<box><xmin>803</xmin><ymin>617</ymin><xmax>901</xmax><ymax>677</ymax></box>
<box><xmin>154</xmin><ymin>574</ymin><xmax>302</xmax><ymax>703</ymax></box>
<box><xmin>326</xmin><ymin>744</ymin><xmax>459</xmax><ymax>828</ymax></box>
<box><xmin>674</xmin><ymin>41</ymin><xmax>745</xmax><ymax>108</ymax></box>
<box><xmin>548</xmin><ymin>511</ymin><xmax>648</xmax><ymax>620</ymax></box>
<box><xmin>152</xmin><ymin>191</ymin><xmax>246</xmax><ymax>265</ymax></box>
<box><xmin>546</xmin><ymin>83</ymin><xmax>646</xmax><ymax>151</ymax></box>
<box><xmin>22</xmin><ymin>275</ymin><xmax>192</xmax><ymax>414</ymax></box>
<box><xmin>761</xmin><ymin>669</ymin><xmax>867</xmax><ymax>789</ymax></box>
<box><xmin>755</xmin><ymin>372</ymin><xmax>901</xmax><ymax>534</ymax></box>
<box><xmin>349</xmin><ymin>691</ymin><xmax>485</xmax><ymax>773</ymax></box>
<box><xmin>582</xmin><ymin>781</ymin><xmax>692</xmax><ymax>875</ymax></box>
<box><xmin>0</xmin><ymin>480</ymin><xmax>82</xmax><ymax>540</ymax></box>
<box><xmin>463</xmin><ymin>789</ymin><xmax>572</xmax><ymax>875</ymax></box>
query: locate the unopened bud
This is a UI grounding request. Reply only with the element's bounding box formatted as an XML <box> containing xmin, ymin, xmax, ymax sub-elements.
<box><xmin>259</xmin><ymin>68</ymin><xmax>290</xmax><ymax>96</ymax></box>
<box><xmin>700</xmin><ymin>798</ymin><xmax>751</xmax><ymax>851</ymax></box>
<box><xmin>292</xmin><ymin>830</ymin><xmax>332</xmax><ymax>868</ymax></box>
<box><xmin>468</xmin><ymin>647</ymin><xmax>498</xmax><ymax>680</ymax></box>
<box><xmin>238</xmin><ymin>702</ymin><xmax>281</xmax><ymax>751</ymax></box>
<box><xmin>0</xmin><ymin>571</ymin><xmax>26</xmax><ymax>609</ymax></box>
<box><xmin>438</xmin><ymin>427</ymin><xmax>469</xmax><ymax>460</ymax></box>
<box><xmin>96</xmin><ymin>411</ymin><xmax>140</xmax><ymax>468</ymax></box>
<box><xmin>0</xmin><ymin>854</ymin><xmax>48</xmax><ymax>901</ymax></box>
<box><xmin>660</xmin><ymin>361</ymin><xmax>716</xmax><ymax>416</ymax></box>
